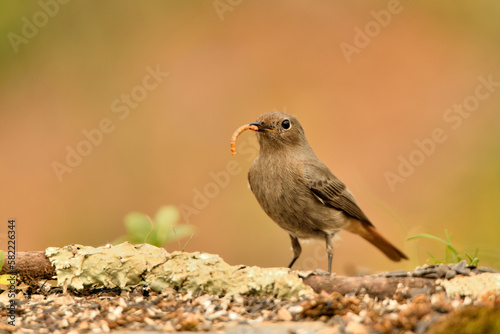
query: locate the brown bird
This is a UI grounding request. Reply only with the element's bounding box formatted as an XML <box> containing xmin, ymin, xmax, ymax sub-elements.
<box><xmin>246</xmin><ymin>112</ymin><xmax>408</xmax><ymax>273</ymax></box>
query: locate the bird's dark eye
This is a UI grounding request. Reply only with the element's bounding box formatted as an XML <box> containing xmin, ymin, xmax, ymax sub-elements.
<box><xmin>281</xmin><ymin>119</ymin><xmax>291</xmax><ymax>129</ymax></box>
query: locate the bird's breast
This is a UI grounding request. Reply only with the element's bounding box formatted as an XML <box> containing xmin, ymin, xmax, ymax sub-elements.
<box><xmin>248</xmin><ymin>158</ymin><xmax>348</xmax><ymax>238</ymax></box>
<box><xmin>248</xmin><ymin>157</ymin><xmax>340</xmax><ymax>238</ymax></box>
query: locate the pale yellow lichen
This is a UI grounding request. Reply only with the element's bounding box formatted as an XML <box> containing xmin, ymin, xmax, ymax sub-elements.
<box><xmin>45</xmin><ymin>243</ymin><xmax>168</xmax><ymax>290</ymax></box>
<box><xmin>147</xmin><ymin>251</ymin><xmax>312</xmax><ymax>298</ymax></box>
<box><xmin>45</xmin><ymin>243</ymin><xmax>313</xmax><ymax>298</ymax></box>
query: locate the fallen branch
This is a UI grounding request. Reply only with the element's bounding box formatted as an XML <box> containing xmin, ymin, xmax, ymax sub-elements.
<box><xmin>1</xmin><ymin>251</ymin><xmax>438</xmax><ymax>298</ymax></box>
<box><xmin>303</xmin><ymin>275</ymin><xmax>436</xmax><ymax>299</ymax></box>
<box><xmin>1</xmin><ymin>251</ymin><xmax>55</xmax><ymax>279</ymax></box>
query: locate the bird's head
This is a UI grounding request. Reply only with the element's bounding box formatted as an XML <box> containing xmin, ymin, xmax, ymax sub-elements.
<box><xmin>250</xmin><ymin>112</ymin><xmax>308</xmax><ymax>152</ymax></box>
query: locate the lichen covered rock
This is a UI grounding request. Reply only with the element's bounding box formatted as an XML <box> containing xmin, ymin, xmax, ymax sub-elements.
<box><xmin>45</xmin><ymin>243</ymin><xmax>313</xmax><ymax>298</ymax></box>
<box><xmin>45</xmin><ymin>243</ymin><xmax>168</xmax><ymax>290</ymax></box>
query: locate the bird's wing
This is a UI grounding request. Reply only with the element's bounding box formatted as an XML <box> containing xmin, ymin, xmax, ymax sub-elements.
<box><xmin>302</xmin><ymin>162</ymin><xmax>373</xmax><ymax>226</ymax></box>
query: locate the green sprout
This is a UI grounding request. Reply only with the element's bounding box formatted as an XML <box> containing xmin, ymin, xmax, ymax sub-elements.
<box><xmin>408</xmin><ymin>230</ymin><xmax>480</xmax><ymax>266</ymax></box>
<box><xmin>114</xmin><ymin>205</ymin><xmax>195</xmax><ymax>249</ymax></box>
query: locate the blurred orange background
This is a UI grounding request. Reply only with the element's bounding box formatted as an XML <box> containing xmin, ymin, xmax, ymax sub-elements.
<box><xmin>1</xmin><ymin>1</ymin><xmax>499</xmax><ymax>275</ymax></box>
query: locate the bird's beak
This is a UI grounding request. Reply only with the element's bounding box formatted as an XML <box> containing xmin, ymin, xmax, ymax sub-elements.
<box><xmin>249</xmin><ymin>122</ymin><xmax>277</xmax><ymax>132</ymax></box>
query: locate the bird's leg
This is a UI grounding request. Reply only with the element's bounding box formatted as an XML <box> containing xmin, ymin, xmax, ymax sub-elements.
<box><xmin>325</xmin><ymin>234</ymin><xmax>335</xmax><ymax>274</ymax></box>
<box><xmin>288</xmin><ymin>235</ymin><xmax>302</xmax><ymax>269</ymax></box>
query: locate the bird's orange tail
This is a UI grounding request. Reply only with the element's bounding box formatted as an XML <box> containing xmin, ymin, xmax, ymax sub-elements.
<box><xmin>346</xmin><ymin>221</ymin><xmax>408</xmax><ymax>262</ymax></box>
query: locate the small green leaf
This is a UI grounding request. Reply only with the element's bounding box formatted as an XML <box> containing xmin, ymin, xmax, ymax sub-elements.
<box><xmin>115</xmin><ymin>205</ymin><xmax>194</xmax><ymax>247</ymax></box>
<box><xmin>465</xmin><ymin>249</ymin><xmax>480</xmax><ymax>267</ymax></box>
<box><xmin>154</xmin><ymin>206</ymin><xmax>180</xmax><ymax>246</ymax></box>
<box><xmin>155</xmin><ymin>205</ymin><xmax>180</xmax><ymax>226</ymax></box>
<box><xmin>146</xmin><ymin>221</ymin><xmax>162</xmax><ymax>247</ymax></box>
<box><xmin>0</xmin><ymin>250</ymin><xmax>4</xmax><ymax>271</ymax></box>
<box><xmin>124</xmin><ymin>212</ymin><xmax>153</xmax><ymax>244</ymax></box>
<box><xmin>165</xmin><ymin>224</ymin><xmax>195</xmax><ymax>244</ymax></box>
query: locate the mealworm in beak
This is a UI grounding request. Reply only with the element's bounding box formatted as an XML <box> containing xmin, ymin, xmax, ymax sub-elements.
<box><xmin>231</xmin><ymin>124</ymin><xmax>259</xmax><ymax>155</ymax></box>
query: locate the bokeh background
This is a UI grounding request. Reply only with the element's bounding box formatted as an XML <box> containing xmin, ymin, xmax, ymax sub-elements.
<box><xmin>1</xmin><ymin>1</ymin><xmax>499</xmax><ymax>275</ymax></box>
